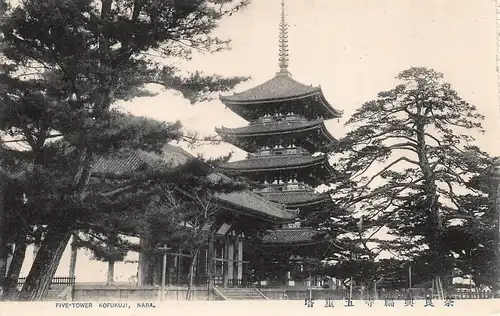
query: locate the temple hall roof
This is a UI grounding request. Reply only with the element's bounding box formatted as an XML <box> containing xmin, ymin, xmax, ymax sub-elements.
<box><xmin>92</xmin><ymin>144</ymin><xmax>192</xmax><ymax>175</ymax></box>
<box><xmin>216</xmin><ymin>189</ymin><xmax>295</xmax><ymax>222</ymax></box>
<box><xmin>92</xmin><ymin>144</ymin><xmax>295</xmax><ymax>222</ymax></box>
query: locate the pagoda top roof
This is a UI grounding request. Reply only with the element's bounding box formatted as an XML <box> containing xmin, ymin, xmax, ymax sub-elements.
<box><xmin>219</xmin><ymin>155</ymin><xmax>330</xmax><ymax>172</ymax></box>
<box><xmin>261</xmin><ymin>227</ymin><xmax>328</xmax><ymax>245</ymax></box>
<box><xmin>219</xmin><ymin>72</ymin><xmax>343</xmax><ymax>120</ymax></box>
<box><xmin>220</xmin><ymin>72</ymin><xmax>319</xmax><ymax>103</ymax></box>
<box><xmin>259</xmin><ymin>190</ymin><xmax>330</xmax><ymax>207</ymax></box>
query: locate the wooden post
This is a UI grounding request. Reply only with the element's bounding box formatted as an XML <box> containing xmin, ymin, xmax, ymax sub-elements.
<box><xmin>207</xmin><ymin>233</ymin><xmax>215</xmax><ymax>300</ymax></box>
<box><xmin>237</xmin><ymin>239</ymin><xmax>243</xmax><ymax>281</ymax></box>
<box><xmin>349</xmin><ymin>276</ymin><xmax>353</xmax><ymax>301</ymax></box>
<box><xmin>227</xmin><ymin>238</ymin><xmax>234</xmax><ymax>286</ymax></box>
<box><xmin>157</xmin><ymin>244</ymin><xmax>171</xmax><ymax>301</ymax></box>
<box><xmin>408</xmin><ymin>265</ymin><xmax>412</xmax><ymax>295</ymax></box>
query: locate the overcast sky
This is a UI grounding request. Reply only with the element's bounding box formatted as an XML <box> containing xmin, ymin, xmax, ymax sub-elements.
<box><xmin>119</xmin><ymin>0</ymin><xmax>500</xmax><ymax>160</ymax></box>
<box><xmin>19</xmin><ymin>0</ymin><xmax>499</xmax><ymax>282</ymax></box>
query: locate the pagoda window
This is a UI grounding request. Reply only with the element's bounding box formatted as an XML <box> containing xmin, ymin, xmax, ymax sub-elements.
<box><xmin>285</xmin><ymin>184</ymin><xmax>300</xmax><ymax>191</ymax></box>
<box><xmin>262</xmin><ymin>114</ymin><xmax>274</xmax><ymax>123</ymax></box>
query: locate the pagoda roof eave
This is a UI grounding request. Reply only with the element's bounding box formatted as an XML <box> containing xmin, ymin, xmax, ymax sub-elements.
<box><xmin>215</xmin><ymin>119</ymin><xmax>336</xmax><ymax>141</ymax></box>
<box><xmin>220</xmin><ymin>90</ymin><xmax>343</xmax><ymax>120</ymax></box>
<box><xmin>219</xmin><ymin>155</ymin><xmax>333</xmax><ymax>174</ymax></box>
<box><xmin>317</xmin><ymin>87</ymin><xmax>344</xmax><ymax>119</ymax></box>
<box><xmin>260</xmin><ymin>191</ymin><xmax>331</xmax><ymax>207</ymax></box>
<box><xmin>219</xmin><ymin>89</ymin><xmax>320</xmax><ymax>105</ymax></box>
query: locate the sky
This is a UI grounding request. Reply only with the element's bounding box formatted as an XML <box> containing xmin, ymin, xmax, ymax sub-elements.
<box><xmin>17</xmin><ymin>0</ymin><xmax>500</xmax><ymax>282</ymax></box>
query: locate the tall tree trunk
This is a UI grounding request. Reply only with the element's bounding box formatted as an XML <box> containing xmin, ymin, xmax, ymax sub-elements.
<box><xmin>186</xmin><ymin>248</ymin><xmax>199</xmax><ymax>301</ymax></box>
<box><xmin>138</xmin><ymin>236</ymin><xmax>155</xmax><ymax>286</ymax></box>
<box><xmin>107</xmin><ymin>261</ymin><xmax>114</xmax><ymax>285</ymax></box>
<box><xmin>19</xmin><ymin>148</ymin><xmax>93</xmax><ymax>301</ymax></box>
<box><xmin>3</xmin><ymin>235</ymin><xmax>27</xmax><ymax>300</ymax></box>
<box><xmin>19</xmin><ymin>226</ymin><xmax>71</xmax><ymax>301</ymax></box>
<box><xmin>0</xmin><ymin>179</ymin><xmax>7</xmax><ymax>293</ymax></box>
<box><xmin>68</xmin><ymin>244</ymin><xmax>77</xmax><ymax>278</ymax></box>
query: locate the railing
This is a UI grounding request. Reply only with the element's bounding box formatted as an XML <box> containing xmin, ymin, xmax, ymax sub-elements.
<box><xmin>165</xmin><ymin>276</ymin><xmax>253</xmax><ymax>288</ymax></box>
<box><xmin>167</xmin><ymin>275</ymin><xmax>210</xmax><ymax>286</ymax></box>
<box><xmin>226</xmin><ymin>278</ymin><xmax>255</xmax><ymax>287</ymax></box>
<box><xmin>17</xmin><ymin>276</ymin><xmax>76</xmax><ymax>287</ymax></box>
<box><xmin>249</xmin><ymin>115</ymin><xmax>309</xmax><ymax>125</ymax></box>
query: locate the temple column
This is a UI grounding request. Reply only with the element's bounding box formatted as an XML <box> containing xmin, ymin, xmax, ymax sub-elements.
<box><xmin>237</xmin><ymin>238</ymin><xmax>243</xmax><ymax>281</ymax></box>
<box><xmin>227</xmin><ymin>237</ymin><xmax>234</xmax><ymax>286</ymax></box>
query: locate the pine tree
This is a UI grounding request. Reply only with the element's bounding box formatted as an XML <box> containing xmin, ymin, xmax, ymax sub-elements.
<box><xmin>0</xmin><ymin>0</ymin><xmax>249</xmax><ymax>300</ymax></box>
<box><xmin>334</xmin><ymin>67</ymin><xmax>494</xmax><ymax>283</ymax></box>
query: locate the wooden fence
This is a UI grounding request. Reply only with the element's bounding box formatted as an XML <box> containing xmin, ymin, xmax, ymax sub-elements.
<box><xmin>17</xmin><ymin>276</ymin><xmax>76</xmax><ymax>287</ymax></box>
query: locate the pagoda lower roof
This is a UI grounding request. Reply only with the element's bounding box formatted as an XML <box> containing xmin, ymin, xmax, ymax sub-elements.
<box><xmin>259</xmin><ymin>190</ymin><xmax>330</xmax><ymax>207</ymax></box>
<box><xmin>219</xmin><ymin>155</ymin><xmax>331</xmax><ymax>172</ymax></box>
<box><xmin>215</xmin><ymin>189</ymin><xmax>296</xmax><ymax>223</ymax></box>
<box><xmin>215</xmin><ymin>119</ymin><xmax>334</xmax><ymax>138</ymax></box>
<box><xmin>261</xmin><ymin>228</ymin><xmax>328</xmax><ymax>245</ymax></box>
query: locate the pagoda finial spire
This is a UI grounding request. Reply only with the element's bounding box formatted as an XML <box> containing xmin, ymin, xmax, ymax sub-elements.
<box><xmin>277</xmin><ymin>0</ymin><xmax>290</xmax><ymax>76</ymax></box>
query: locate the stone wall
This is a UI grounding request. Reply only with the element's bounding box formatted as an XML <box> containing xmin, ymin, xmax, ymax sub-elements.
<box><xmin>72</xmin><ymin>285</ymin><xmax>213</xmax><ymax>301</ymax></box>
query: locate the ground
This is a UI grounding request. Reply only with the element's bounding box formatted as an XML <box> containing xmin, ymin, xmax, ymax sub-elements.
<box><xmin>1</xmin><ymin>299</ymin><xmax>499</xmax><ymax>316</ymax></box>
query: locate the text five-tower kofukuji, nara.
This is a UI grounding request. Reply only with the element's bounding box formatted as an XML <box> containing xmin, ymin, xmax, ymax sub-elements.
<box><xmin>216</xmin><ymin>0</ymin><xmax>343</xmax><ymax>233</ymax></box>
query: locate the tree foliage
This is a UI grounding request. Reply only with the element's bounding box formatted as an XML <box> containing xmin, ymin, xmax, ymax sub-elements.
<box><xmin>0</xmin><ymin>0</ymin><xmax>250</xmax><ymax>300</ymax></box>
<box><xmin>332</xmin><ymin>67</ymin><xmax>497</xmax><ymax>285</ymax></box>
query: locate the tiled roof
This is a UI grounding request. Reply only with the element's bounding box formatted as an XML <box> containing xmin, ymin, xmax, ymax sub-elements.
<box><xmin>93</xmin><ymin>146</ymin><xmax>294</xmax><ymax>221</ymax></box>
<box><xmin>220</xmin><ymin>73</ymin><xmax>320</xmax><ymax>103</ymax></box>
<box><xmin>92</xmin><ymin>144</ymin><xmax>193</xmax><ymax>175</ymax></box>
<box><xmin>219</xmin><ymin>155</ymin><xmax>328</xmax><ymax>172</ymax></box>
<box><xmin>262</xmin><ymin>228</ymin><xmax>327</xmax><ymax>245</ymax></box>
<box><xmin>215</xmin><ymin>119</ymin><xmax>326</xmax><ymax>136</ymax></box>
<box><xmin>259</xmin><ymin>191</ymin><xmax>330</xmax><ymax>206</ymax></box>
<box><xmin>216</xmin><ymin>190</ymin><xmax>295</xmax><ymax>222</ymax></box>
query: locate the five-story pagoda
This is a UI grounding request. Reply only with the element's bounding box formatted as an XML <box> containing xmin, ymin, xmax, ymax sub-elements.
<box><xmin>216</xmin><ymin>0</ymin><xmax>342</xmax><ymax>228</ymax></box>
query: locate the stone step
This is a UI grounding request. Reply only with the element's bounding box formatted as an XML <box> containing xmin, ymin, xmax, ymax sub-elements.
<box><xmin>217</xmin><ymin>288</ymin><xmax>267</xmax><ymax>300</ymax></box>
<box><xmin>219</xmin><ymin>292</ymin><xmax>262</xmax><ymax>296</ymax></box>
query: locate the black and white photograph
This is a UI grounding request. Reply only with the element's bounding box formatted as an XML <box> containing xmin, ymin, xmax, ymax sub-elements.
<box><xmin>0</xmin><ymin>0</ymin><xmax>500</xmax><ymax>314</ymax></box>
